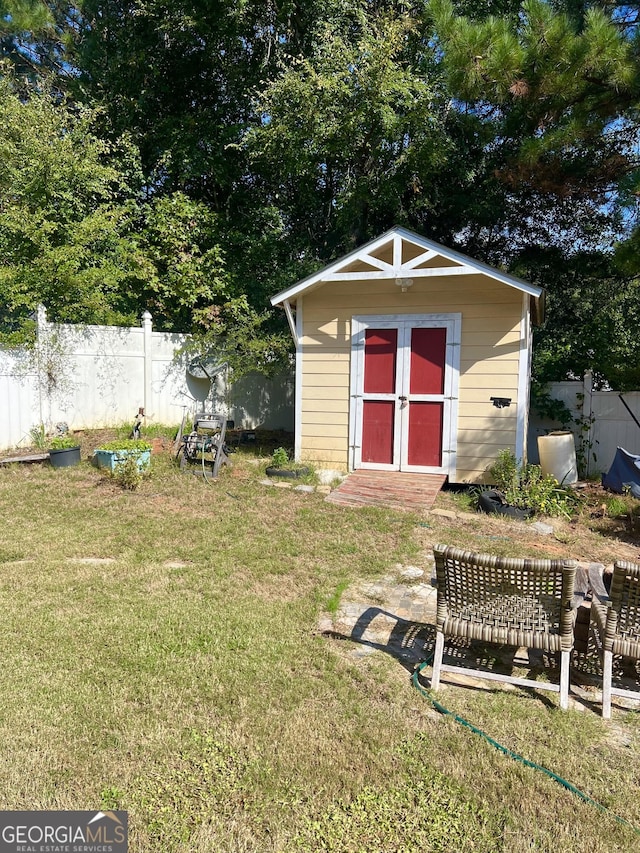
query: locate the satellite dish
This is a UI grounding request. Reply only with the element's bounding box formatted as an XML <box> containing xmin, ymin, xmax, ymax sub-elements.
<box><xmin>186</xmin><ymin>374</ymin><xmax>211</xmax><ymax>402</ymax></box>
<box><xmin>185</xmin><ymin>357</ymin><xmax>228</xmax><ymax>403</ymax></box>
<box><xmin>187</xmin><ymin>357</ymin><xmax>227</xmax><ymax>380</ymax></box>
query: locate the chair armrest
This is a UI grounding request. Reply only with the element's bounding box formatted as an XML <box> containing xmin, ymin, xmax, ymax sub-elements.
<box><xmin>588</xmin><ymin>563</ymin><xmax>610</xmax><ymax>606</ymax></box>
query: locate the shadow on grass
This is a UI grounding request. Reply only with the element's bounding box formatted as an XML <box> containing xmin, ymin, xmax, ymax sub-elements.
<box><xmin>324</xmin><ymin>606</ymin><xmax>436</xmax><ymax>674</ymax></box>
<box><xmin>324</xmin><ymin>607</ymin><xmax>578</xmax><ymax>710</ymax></box>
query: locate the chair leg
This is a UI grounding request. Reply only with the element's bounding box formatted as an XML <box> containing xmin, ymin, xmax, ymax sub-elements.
<box><xmin>559</xmin><ymin>649</ymin><xmax>570</xmax><ymax>710</ymax></box>
<box><xmin>431</xmin><ymin>631</ymin><xmax>445</xmax><ymax>691</ymax></box>
<box><xmin>602</xmin><ymin>650</ymin><xmax>613</xmax><ymax>719</ymax></box>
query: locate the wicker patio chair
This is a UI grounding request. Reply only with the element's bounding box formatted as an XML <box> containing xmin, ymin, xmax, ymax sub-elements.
<box><xmin>432</xmin><ymin>544</ymin><xmax>579</xmax><ymax>709</ymax></box>
<box><xmin>589</xmin><ymin>561</ymin><xmax>640</xmax><ymax>719</ymax></box>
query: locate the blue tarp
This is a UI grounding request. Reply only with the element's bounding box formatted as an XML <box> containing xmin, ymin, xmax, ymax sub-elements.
<box><xmin>601</xmin><ymin>447</ymin><xmax>640</xmax><ymax>498</ymax></box>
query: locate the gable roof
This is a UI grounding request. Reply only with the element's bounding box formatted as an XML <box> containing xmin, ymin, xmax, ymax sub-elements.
<box><xmin>271</xmin><ymin>226</ymin><xmax>544</xmax><ymax>321</ymax></box>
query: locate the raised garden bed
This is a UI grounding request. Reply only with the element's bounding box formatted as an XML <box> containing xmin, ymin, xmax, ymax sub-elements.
<box><xmin>93</xmin><ymin>440</ymin><xmax>151</xmax><ymax>472</ymax></box>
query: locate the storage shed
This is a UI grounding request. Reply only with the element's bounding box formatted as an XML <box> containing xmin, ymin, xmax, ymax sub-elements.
<box><xmin>271</xmin><ymin>226</ymin><xmax>544</xmax><ymax>484</ymax></box>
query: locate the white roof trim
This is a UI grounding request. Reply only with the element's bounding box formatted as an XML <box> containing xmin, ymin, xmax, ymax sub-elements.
<box><xmin>325</xmin><ymin>265</ymin><xmax>479</xmax><ymax>282</ymax></box>
<box><xmin>270</xmin><ymin>226</ymin><xmax>543</xmax><ymax>305</ymax></box>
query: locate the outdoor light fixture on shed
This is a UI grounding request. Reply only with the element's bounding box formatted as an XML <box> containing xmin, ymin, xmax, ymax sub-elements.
<box><xmin>395</xmin><ymin>277</ymin><xmax>414</xmax><ymax>292</ymax></box>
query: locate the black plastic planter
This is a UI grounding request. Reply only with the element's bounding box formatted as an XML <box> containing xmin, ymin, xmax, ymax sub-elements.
<box><xmin>49</xmin><ymin>446</ymin><xmax>81</xmax><ymax>468</ymax></box>
<box><xmin>477</xmin><ymin>489</ymin><xmax>533</xmax><ymax>520</ymax></box>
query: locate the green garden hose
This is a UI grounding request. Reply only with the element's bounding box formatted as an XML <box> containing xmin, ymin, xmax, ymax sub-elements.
<box><xmin>411</xmin><ymin>658</ymin><xmax>640</xmax><ymax>837</ymax></box>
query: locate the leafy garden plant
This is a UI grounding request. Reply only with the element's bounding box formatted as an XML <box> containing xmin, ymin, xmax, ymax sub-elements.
<box><xmin>97</xmin><ymin>439</ymin><xmax>152</xmax><ymax>452</ymax></box>
<box><xmin>270</xmin><ymin>447</ymin><xmax>290</xmax><ymax>468</ymax></box>
<box><xmin>266</xmin><ymin>446</ymin><xmax>315</xmax><ymax>482</ymax></box>
<box><xmin>30</xmin><ymin>424</ymin><xmax>47</xmax><ymax>449</ymax></box>
<box><xmin>489</xmin><ymin>449</ymin><xmax>582</xmax><ymax>519</ymax></box>
<box><xmin>49</xmin><ymin>435</ymin><xmax>79</xmax><ymax>450</ymax></box>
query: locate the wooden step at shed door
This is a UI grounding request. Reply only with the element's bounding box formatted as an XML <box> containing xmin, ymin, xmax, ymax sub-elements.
<box><xmin>326</xmin><ymin>470</ymin><xmax>446</xmax><ymax>511</ymax></box>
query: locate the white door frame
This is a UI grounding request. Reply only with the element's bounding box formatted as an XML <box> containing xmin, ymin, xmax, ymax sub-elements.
<box><xmin>349</xmin><ymin>313</ymin><xmax>461</xmax><ymax>476</ymax></box>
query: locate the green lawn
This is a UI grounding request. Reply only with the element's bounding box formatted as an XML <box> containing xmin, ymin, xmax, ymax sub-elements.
<box><xmin>0</xmin><ymin>444</ymin><xmax>639</xmax><ymax>852</ymax></box>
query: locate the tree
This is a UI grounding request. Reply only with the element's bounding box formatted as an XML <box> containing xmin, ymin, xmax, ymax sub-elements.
<box><xmin>129</xmin><ymin>192</ymin><xmax>229</xmax><ymax>332</ymax></box>
<box><xmin>189</xmin><ymin>295</ymin><xmax>292</xmax><ymax>380</ymax></box>
<box><xmin>73</xmin><ymin>2</ymin><xmax>476</xmax><ymax>309</ymax></box>
<box><xmin>427</xmin><ymin>0</ymin><xmax>640</xmax><ymax>387</ymax></box>
<box><xmin>72</xmin><ymin>0</ymin><xmax>303</xmax><ymax>204</ymax></box>
<box><xmin>429</xmin><ymin>0</ymin><xmax>639</xmax><ymax>203</ymax></box>
<box><xmin>510</xmin><ymin>245</ymin><xmax>640</xmax><ymax>389</ymax></box>
<box><xmin>6</xmin><ymin>0</ymin><xmax>640</xmax><ymax>387</ymax></box>
<box><xmin>241</xmin><ymin>0</ymin><xmax>639</xmax><ymax>273</ymax></box>
<box><xmin>70</xmin><ymin>0</ymin><xmax>324</xmax><ymax>329</ymax></box>
<box><xmin>1</xmin><ymin>0</ymin><xmax>79</xmax><ymax>88</ymax></box>
<box><xmin>242</xmin><ymin>3</ymin><xmax>513</xmax><ymax>274</ymax></box>
<box><xmin>0</xmin><ymin>76</ymin><xmax>227</xmax><ymax>343</ymax></box>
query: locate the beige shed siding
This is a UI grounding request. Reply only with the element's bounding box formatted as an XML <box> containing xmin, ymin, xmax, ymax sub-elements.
<box><xmin>302</xmin><ymin>410</ymin><xmax>349</xmax><ymax>426</ymax></box>
<box><xmin>299</xmin><ymin>275</ymin><xmax>524</xmax><ymax>479</ymax></box>
<box><xmin>300</xmin><ymin>370</ymin><xmax>350</xmax><ymax>387</ymax></box>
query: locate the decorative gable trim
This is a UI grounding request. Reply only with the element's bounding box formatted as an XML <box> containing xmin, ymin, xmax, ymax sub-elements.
<box><xmin>270</xmin><ymin>226</ymin><xmax>544</xmax><ymax>307</ymax></box>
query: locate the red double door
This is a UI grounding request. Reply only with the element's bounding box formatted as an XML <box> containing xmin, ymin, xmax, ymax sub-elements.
<box><xmin>352</xmin><ymin>317</ymin><xmax>457</xmax><ymax>473</ymax></box>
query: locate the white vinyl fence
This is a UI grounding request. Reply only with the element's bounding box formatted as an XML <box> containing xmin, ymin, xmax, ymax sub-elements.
<box><xmin>528</xmin><ymin>372</ymin><xmax>640</xmax><ymax>476</ymax></box>
<box><xmin>0</xmin><ymin>307</ymin><xmax>294</xmax><ymax>451</ymax></box>
<box><xmin>4</xmin><ymin>311</ymin><xmax>637</xmax><ymax>474</ymax></box>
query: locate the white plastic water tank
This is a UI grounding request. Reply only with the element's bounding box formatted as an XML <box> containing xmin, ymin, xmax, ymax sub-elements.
<box><xmin>537</xmin><ymin>431</ymin><xmax>578</xmax><ymax>485</ymax></box>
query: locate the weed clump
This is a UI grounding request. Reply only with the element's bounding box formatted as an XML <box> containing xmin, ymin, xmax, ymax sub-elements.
<box><xmin>113</xmin><ymin>454</ymin><xmax>146</xmax><ymax>490</ymax></box>
<box><xmin>489</xmin><ymin>449</ymin><xmax>582</xmax><ymax>518</ymax></box>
